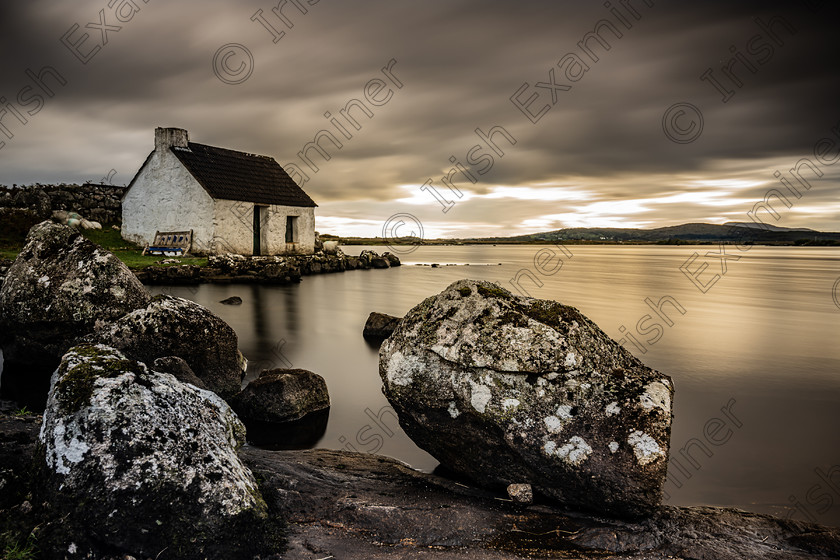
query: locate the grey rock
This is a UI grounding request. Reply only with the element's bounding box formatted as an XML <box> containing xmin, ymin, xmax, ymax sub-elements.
<box><xmin>322</xmin><ymin>240</ymin><xmax>339</xmax><ymax>254</ymax></box>
<box><xmin>506</xmin><ymin>483</ymin><xmax>533</xmax><ymax>504</ymax></box>
<box><xmin>38</xmin><ymin>344</ymin><xmax>268</xmax><ymax>559</ymax></box>
<box><xmin>231</xmin><ymin>368</ymin><xmax>330</xmax><ymax>425</ymax></box>
<box><xmin>230</xmin><ymin>368</ymin><xmax>330</xmax><ymax>447</ymax></box>
<box><xmin>357</xmin><ymin>249</ymin><xmax>377</xmax><ymax>265</ymax></box>
<box><xmin>358</xmin><ymin>249</ymin><xmax>390</xmax><ymax>269</ymax></box>
<box><xmin>362</xmin><ymin>312</ymin><xmax>401</xmax><ymax>342</ymax></box>
<box><xmin>379</xmin><ymin>279</ymin><xmax>673</xmax><ymax>519</ymax></box>
<box><xmin>220</xmin><ymin>296</ymin><xmax>243</xmax><ymax>305</ymax></box>
<box><xmin>260</xmin><ymin>261</ymin><xmax>300</xmax><ymax>283</ymax></box>
<box><xmin>139</xmin><ymin>263</ymin><xmax>202</xmax><ymax>284</ymax></box>
<box><xmin>0</xmin><ymin>221</ymin><xmax>150</xmax><ymax>366</ymax></box>
<box><xmin>88</xmin><ymin>295</ymin><xmax>246</xmax><ymax>400</ymax></box>
<box><xmin>369</xmin><ymin>256</ymin><xmax>390</xmax><ymax>269</ymax></box>
<box><xmin>203</xmin><ymin>254</ymin><xmax>302</xmax><ymax>284</ymax></box>
<box><xmin>0</xmin><ymin>257</ymin><xmax>12</xmax><ymax>290</ymax></box>
<box><xmin>12</xmin><ymin>187</ymin><xmax>51</xmax><ymax>218</ymax></box>
<box><xmin>152</xmin><ymin>355</ymin><xmax>209</xmax><ymax>390</ymax></box>
<box><xmin>382</xmin><ymin>251</ymin><xmax>401</xmax><ymax>267</ymax></box>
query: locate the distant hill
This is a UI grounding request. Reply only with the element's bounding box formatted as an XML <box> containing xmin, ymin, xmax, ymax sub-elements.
<box><xmin>338</xmin><ymin>222</ymin><xmax>840</xmax><ymax>246</ymax></box>
<box><xmin>462</xmin><ymin>222</ymin><xmax>840</xmax><ymax>245</ymax></box>
<box><xmin>724</xmin><ymin>222</ymin><xmax>817</xmax><ymax>233</ymax></box>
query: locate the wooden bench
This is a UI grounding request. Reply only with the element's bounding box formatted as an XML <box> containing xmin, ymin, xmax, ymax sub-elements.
<box><xmin>142</xmin><ymin>230</ymin><xmax>193</xmax><ymax>256</ymax></box>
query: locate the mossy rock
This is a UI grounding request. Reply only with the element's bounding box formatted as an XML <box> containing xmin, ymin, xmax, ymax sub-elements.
<box><xmin>39</xmin><ymin>344</ymin><xmax>273</xmax><ymax>559</ymax></box>
<box><xmin>380</xmin><ymin>279</ymin><xmax>674</xmax><ymax>519</ymax></box>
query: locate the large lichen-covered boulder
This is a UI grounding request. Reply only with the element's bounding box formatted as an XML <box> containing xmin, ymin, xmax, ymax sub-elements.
<box><xmin>379</xmin><ymin>279</ymin><xmax>674</xmax><ymax>519</ymax></box>
<box><xmin>88</xmin><ymin>295</ymin><xmax>246</xmax><ymax>400</ymax></box>
<box><xmin>0</xmin><ymin>221</ymin><xmax>150</xmax><ymax>364</ymax></box>
<box><xmin>38</xmin><ymin>344</ymin><xmax>270</xmax><ymax>559</ymax></box>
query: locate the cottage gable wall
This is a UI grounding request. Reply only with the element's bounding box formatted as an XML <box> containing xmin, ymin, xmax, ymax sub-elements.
<box><xmin>122</xmin><ymin>148</ymin><xmax>215</xmax><ymax>253</ymax></box>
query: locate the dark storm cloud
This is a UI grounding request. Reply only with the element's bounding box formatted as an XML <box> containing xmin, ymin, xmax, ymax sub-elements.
<box><xmin>1</xmin><ymin>0</ymin><xmax>837</xmax><ymax>234</ymax></box>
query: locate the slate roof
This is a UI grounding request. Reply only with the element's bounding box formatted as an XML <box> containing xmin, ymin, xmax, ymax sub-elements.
<box><xmin>170</xmin><ymin>142</ymin><xmax>317</xmax><ymax>207</ymax></box>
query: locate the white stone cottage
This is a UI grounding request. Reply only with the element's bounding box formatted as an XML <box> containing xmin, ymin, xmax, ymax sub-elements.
<box><xmin>122</xmin><ymin>127</ymin><xmax>317</xmax><ymax>256</ymax></box>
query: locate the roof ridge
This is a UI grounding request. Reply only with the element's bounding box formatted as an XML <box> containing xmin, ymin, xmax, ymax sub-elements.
<box><xmin>187</xmin><ymin>141</ymin><xmax>276</xmax><ymax>161</ymax></box>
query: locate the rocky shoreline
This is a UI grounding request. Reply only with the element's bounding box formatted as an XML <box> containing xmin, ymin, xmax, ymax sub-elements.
<box><xmin>135</xmin><ymin>249</ymin><xmax>401</xmax><ymax>285</ymax></box>
<box><xmin>2</xmin><ymin>408</ymin><xmax>839</xmax><ymax>559</ymax></box>
<box><xmin>2</xmin><ymin>222</ymin><xmax>840</xmax><ymax>559</ymax></box>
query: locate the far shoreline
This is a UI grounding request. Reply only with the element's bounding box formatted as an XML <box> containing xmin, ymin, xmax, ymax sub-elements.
<box><xmin>341</xmin><ymin>240</ymin><xmax>840</xmax><ymax>247</ymax></box>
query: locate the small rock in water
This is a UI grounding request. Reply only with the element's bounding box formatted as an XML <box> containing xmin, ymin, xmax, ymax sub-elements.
<box><xmin>382</xmin><ymin>252</ymin><xmax>401</xmax><ymax>267</ymax></box>
<box><xmin>507</xmin><ymin>483</ymin><xmax>533</xmax><ymax>504</ymax></box>
<box><xmin>363</xmin><ymin>311</ymin><xmax>401</xmax><ymax>342</ymax></box>
<box><xmin>220</xmin><ymin>295</ymin><xmax>243</xmax><ymax>305</ymax></box>
<box><xmin>230</xmin><ymin>368</ymin><xmax>330</xmax><ymax>446</ymax></box>
<box><xmin>231</xmin><ymin>368</ymin><xmax>330</xmax><ymax>424</ymax></box>
<box><xmin>431</xmin><ymin>263</ymin><xmax>440</xmax><ymax>268</ymax></box>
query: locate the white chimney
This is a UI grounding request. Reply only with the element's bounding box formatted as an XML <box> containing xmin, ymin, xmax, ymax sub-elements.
<box><xmin>155</xmin><ymin>127</ymin><xmax>189</xmax><ymax>151</ymax></box>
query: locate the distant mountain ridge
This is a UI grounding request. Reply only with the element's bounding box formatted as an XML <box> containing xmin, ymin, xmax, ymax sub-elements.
<box><xmin>468</xmin><ymin>222</ymin><xmax>840</xmax><ymax>245</ymax></box>
<box><xmin>723</xmin><ymin>222</ymin><xmax>816</xmax><ymax>232</ymax></box>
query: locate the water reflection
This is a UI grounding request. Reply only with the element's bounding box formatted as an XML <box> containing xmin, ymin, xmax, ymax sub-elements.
<box><xmin>149</xmin><ymin>245</ymin><xmax>840</xmax><ymax>526</ymax></box>
<box><xmin>242</xmin><ymin>408</ymin><xmax>329</xmax><ymax>449</ymax></box>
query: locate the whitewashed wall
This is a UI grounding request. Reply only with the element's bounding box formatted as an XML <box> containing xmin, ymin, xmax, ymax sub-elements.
<box><xmin>121</xmin><ymin>149</ymin><xmax>216</xmax><ymax>253</ymax></box>
<box><xmin>213</xmin><ymin>200</ymin><xmax>315</xmax><ymax>255</ymax></box>
<box><xmin>270</xmin><ymin>205</ymin><xmax>315</xmax><ymax>255</ymax></box>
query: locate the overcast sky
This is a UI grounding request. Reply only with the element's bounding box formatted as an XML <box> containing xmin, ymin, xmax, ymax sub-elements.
<box><xmin>1</xmin><ymin>0</ymin><xmax>838</xmax><ymax>237</ymax></box>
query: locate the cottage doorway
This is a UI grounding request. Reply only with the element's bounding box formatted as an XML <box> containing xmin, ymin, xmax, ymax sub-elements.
<box><xmin>253</xmin><ymin>206</ymin><xmax>267</xmax><ymax>256</ymax></box>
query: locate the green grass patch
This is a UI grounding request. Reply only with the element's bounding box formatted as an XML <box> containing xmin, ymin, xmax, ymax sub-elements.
<box><xmin>79</xmin><ymin>227</ymin><xmax>207</xmax><ymax>270</ymax></box>
<box><xmin>0</xmin><ymin>530</ymin><xmax>38</xmax><ymax>560</ymax></box>
<box><xmin>1</xmin><ymin>226</ymin><xmax>208</xmax><ymax>270</ymax></box>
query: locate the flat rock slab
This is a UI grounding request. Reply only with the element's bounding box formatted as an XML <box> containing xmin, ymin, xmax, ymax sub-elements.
<box><xmin>2</xmin><ymin>412</ymin><xmax>838</xmax><ymax>559</ymax></box>
<box><xmin>240</xmin><ymin>447</ymin><xmax>840</xmax><ymax>560</ymax></box>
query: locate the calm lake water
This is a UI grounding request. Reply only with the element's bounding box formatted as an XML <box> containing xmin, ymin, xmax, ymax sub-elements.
<box><xmin>150</xmin><ymin>244</ymin><xmax>840</xmax><ymax>526</ymax></box>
